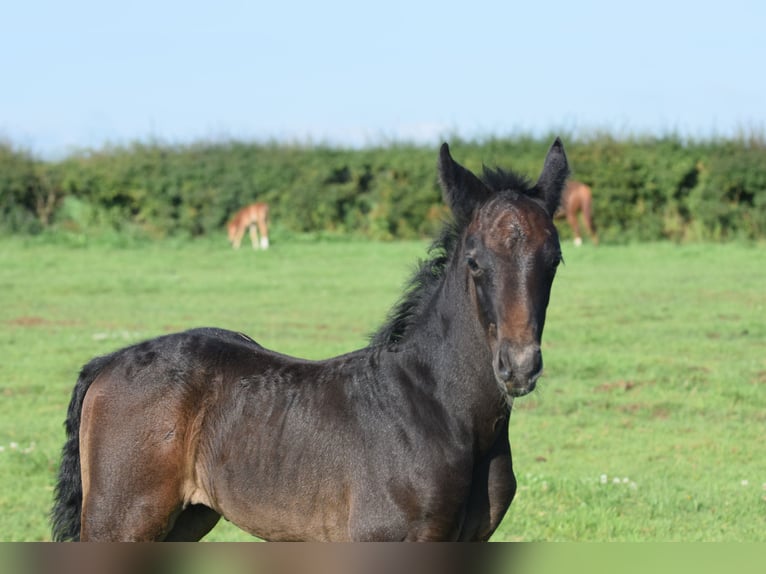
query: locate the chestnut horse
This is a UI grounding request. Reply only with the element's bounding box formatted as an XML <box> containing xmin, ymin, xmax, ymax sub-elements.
<box><xmin>557</xmin><ymin>181</ymin><xmax>598</xmax><ymax>246</ymax></box>
<box><xmin>227</xmin><ymin>202</ymin><xmax>270</xmax><ymax>250</ymax></box>
<box><xmin>51</xmin><ymin>139</ymin><xmax>569</xmax><ymax>541</ymax></box>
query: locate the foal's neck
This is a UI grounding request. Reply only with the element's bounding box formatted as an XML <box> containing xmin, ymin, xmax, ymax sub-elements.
<box><xmin>394</xmin><ymin>259</ymin><xmax>509</xmax><ymax>424</ymax></box>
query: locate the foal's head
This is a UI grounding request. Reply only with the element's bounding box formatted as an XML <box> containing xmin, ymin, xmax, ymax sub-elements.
<box><xmin>438</xmin><ymin>139</ymin><xmax>569</xmax><ymax>398</ymax></box>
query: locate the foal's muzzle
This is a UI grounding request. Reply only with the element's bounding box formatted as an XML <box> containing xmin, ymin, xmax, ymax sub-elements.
<box><xmin>494</xmin><ymin>341</ymin><xmax>543</xmax><ymax>397</ymax></box>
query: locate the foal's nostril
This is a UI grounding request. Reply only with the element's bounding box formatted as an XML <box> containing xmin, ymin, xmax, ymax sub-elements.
<box><xmin>520</xmin><ymin>346</ymin><xmax>543</xmax><ymax>380</ymax></box>
<box><xmin>496</xmin><ymin>351</ymin><xmax>513</xmax><ymax>382</ymax></box>
<box><xmin>529</xmin><ymin>347</ymin><xmax>543</xmax><ymax>379</ymax></box>
<box><xmin>494</xmin><ymin>343</ymin><xmax>515</xmax><ymax>382</ymax></box>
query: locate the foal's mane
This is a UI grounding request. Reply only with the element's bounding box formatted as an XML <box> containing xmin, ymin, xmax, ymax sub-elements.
<box><xmin>370</xmin><ymin>164</ymin><xmax>537</xmax><ymax>349</ymax></box>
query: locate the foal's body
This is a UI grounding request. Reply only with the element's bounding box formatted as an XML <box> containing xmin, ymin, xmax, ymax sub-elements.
<box><xmin>78</xmin><ymin>327</ymin><xmax>513</xmax><ymax>541</ymax></box>
<box><xmin>53</xmin><ymin>140</ymin><xmax>569</xmax><ymax>542</ymax></box>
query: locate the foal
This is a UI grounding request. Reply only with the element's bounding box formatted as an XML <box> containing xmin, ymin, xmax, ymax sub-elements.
<box><xmin>227</xmin><ymin>202</ymin><xmax>270</xmax><ymax>249</ymax></box>
<box><xmin>52</xmin><ymin>140</ymin><xmax>569</xmax><ymax>541</ymax></box>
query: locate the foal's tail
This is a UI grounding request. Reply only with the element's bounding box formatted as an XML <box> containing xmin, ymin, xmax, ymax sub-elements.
<box><xmin>51</xmin><ymin>353</ymin><xmax>113</xmax><ymax>541</ymax></box>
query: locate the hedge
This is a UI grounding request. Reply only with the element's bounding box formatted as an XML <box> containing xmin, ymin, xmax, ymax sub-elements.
<box><xmin>1</xmin><ymin>134</ymin><xmax>764</xmax><ymax>242</ymax></box>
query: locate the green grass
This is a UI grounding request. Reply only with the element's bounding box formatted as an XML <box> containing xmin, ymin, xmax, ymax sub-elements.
<box><xmin>500</xmin><ymin>242</ymin><xmax>766</xmax><ymax>541</ymax></box>
<box><xmin>0</xmin><ymin>237</ymin><xmax>764</xmax><ymax>541</ymax></box>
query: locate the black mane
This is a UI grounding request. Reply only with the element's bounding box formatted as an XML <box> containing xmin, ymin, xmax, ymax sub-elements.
<box><xmin>479</xmin><ymin>165</ymin><xmax>533</xmax><ymax>196</ymax></box>
<box><xmin>369</xmin><ymin>222</ymin><xmax>458</xmax><ymax>348</ymax></box>
<box><xmin>370</xmin><ymin>163</ymin><xmax>536</xmax><ymax>348</ymax></box>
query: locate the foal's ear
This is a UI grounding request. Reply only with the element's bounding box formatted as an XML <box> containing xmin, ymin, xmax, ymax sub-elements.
<box><xmin>438</xmin><ymin>143</ymin><xmax>492</xmax><ymax>223</ymax></box>
<box><xmin>533</xmin><ymin>137</ymin><xmax>570</xmax><ymax>216</ymax></box>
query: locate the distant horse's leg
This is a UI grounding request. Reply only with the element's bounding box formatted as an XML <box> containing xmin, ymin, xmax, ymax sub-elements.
<box><xmin>257</xmin><ymin>218</ymin><xmax>269</xmax><ymax>249</ymax></box>
<box><xmin>163</xmin><ymin>504</ymin><xmax>221</xmax><ymax>541</ymax></box>
<box><xmin>582</xmin><ymin>199</ymin><xmax>598</xmax><ymax>245</ymax></box>
<box><xmin>248</xmin><ymin>224</ymin><xmax>259</xmax><ymax>249</ymax></box>
<box><xmin>566</xmin><ymin>209</ymin><xmax>583</xmax><ymax>246</ymax></box>
<box><xmin>233</xmin><ymin>227</ymin><xmax>245</xmax><ymax>249</ymax></box>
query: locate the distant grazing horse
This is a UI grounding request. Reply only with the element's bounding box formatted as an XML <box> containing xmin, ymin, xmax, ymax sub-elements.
<box><xmin>51</xmin><ymin>139</ymin><xmax>569</xmax><ymax>542</ymax></box>
<box><xmin>557</xmin><ymin>181</ymin><xmax>598</xmax><ymax>246</ymax></box>
<box><xmin>227</xmin><ymin>202</ymin><xmax>270</xmax><ymax>249</ymax></box>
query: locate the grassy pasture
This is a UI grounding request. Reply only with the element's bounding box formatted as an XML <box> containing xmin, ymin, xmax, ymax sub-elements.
<box><xmin>0</xmin><ymin>236</ymin><xmax>764</xmax><ymax>541</ymax></box>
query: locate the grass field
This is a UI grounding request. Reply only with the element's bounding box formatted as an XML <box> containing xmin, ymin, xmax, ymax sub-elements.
<box><xmin>0</xmin><ymin>236</ymin><xmax>764</xmax><ymax>541</ymax></box>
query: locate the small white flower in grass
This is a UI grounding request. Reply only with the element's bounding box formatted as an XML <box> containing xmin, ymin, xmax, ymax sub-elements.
<box><xmin>10</xmin><ymin>442</ymin><xmax>18</xmax><ymax>450</ymax></box>
<box><xmin>741</xmin><ymin>480</ymin><xmax>749</xmax><ymax>487</ymax></box>
<box><xmin>613</xmin><ymin>477</ymin><xmax>621</xmax><ymax>484</ymax></box>
<box><xmin>600</xmin><ymin>474</ymin><xmax>608</xmax><ymax>484</ymax></box>
<box><xmin>0</xmin><ymin>446</ymin><xmax>5</xmax><ymax>452</ymax></box>
<box><xmin>622</xmin><ymin>477</ymin><xmax>630</xmax><ymax>484</ymax></box>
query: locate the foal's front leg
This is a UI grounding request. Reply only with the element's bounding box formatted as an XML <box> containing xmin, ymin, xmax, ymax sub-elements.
<box><xmin>459</xmin><ymin>418</ymin><xmax>516</xmax><ymax>541</ymax></box>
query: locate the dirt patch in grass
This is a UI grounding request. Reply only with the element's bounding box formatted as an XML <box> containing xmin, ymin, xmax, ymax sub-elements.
<box><xmin>7</xmin><ymin>316</ymin><xmax>79</xmax><ymax>328</ymax></box>
<box><xmin>595</xmin><ymin>380</ymin><xmax>638</xmax><ymax>393</ymax></box>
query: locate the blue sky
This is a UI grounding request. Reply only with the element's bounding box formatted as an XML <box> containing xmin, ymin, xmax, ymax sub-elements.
<box><xmin>1</xmin><ymin>0</ymin><xmax>763</xmax><ymax>158</ymax></box>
